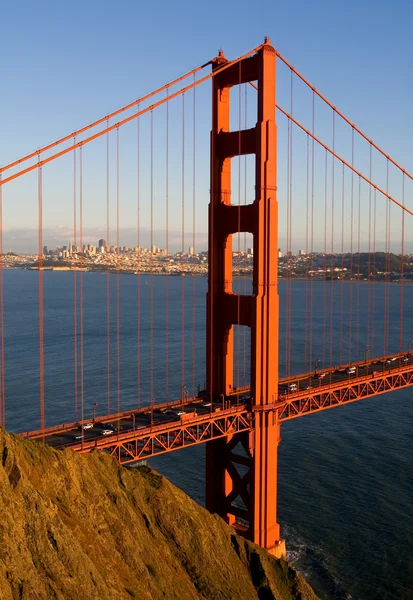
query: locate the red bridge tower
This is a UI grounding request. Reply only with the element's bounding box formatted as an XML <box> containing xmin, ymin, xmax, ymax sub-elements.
<box><xmin>206</xmin><ymin>39</ymin><xmax>285</xmax><ymax>556</ymax></box>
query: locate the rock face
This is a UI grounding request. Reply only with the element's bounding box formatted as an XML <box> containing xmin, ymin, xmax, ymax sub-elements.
<box><xmin>0</xmin><ymin>430</ymin><xmax>319</xmax><ymax>600</ymax></box>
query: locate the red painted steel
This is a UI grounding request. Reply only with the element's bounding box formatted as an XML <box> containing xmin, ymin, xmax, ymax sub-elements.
<box><xmin>28</xmin><ymin>362</ymin><xmax>413</xmax><ymax>463</ymax></box>
<box><xmin>2</xmin><ymin>41</ymin><xmax>413</xmax><ymax>558</ymax></box>
<box><xmin>206</xmin><ymin>39</ymin><xmax>281</xmax><ymax>551</ymax></box>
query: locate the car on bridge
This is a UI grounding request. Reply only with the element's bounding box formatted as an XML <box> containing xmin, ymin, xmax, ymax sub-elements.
<box><xmin>101</xmin><ymin>429</ymin><xmax>114</xmax><ymax>436</ymax></box>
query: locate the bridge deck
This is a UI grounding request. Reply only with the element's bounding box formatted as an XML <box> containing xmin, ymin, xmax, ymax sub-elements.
<box><xmin>19</xmin><ymin>352</ymin><xmax>413</xmax><ymax>463</ymax></box>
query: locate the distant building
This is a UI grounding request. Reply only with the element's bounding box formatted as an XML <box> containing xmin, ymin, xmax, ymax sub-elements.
<box><xmin>43</xmin><ymin>246</ymin><xmax>48</xmax><ymax>256</ymax></box>
<box><xmin>98</xmin><ymin>239</ymin><xmax>106</xmax><ymax>248</ymax></box>
<box><xmin>298</xmin><ymin>249</ymin><xmax>306</xmax><ymax>256</ymax></box>
<box><xmin>247</xmin><ymin>248</ymin><xmax>253</xmax><ymax>255</ymax></box>
<box><xmin>278</xmin><ymin>249</ymin><xmax>284</xmax><ymax>258</ymax></box>
<box><xmin>188</xmin><ymin>246</ymin><xmax>194</xmax><ymax>255</ymax></box>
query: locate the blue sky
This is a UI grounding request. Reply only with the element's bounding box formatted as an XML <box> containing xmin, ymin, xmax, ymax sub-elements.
<box><xmin>1</xmin><ymin>0</ymin><xmax>413</xmax><ymax>253</ymax></box>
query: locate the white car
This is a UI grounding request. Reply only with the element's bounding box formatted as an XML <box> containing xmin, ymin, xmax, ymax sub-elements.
<box><xmin>83</xmin><ymin>423</ymin><xmax>94</xmax><ymax>430</ymax></box>
<box><xmin>101</xmin><ymin>429</ymin><xmax>114</xmax><ymax>436</ymax></box>
<box><xmin>202</xmin><ymin>402</ymin><xmax>212</xmax><ymax>407</ymax></box>
<box><xmin>175</xmin><ymin>411</ymin><xmax>186</xmax><ymax>416</ymax></box>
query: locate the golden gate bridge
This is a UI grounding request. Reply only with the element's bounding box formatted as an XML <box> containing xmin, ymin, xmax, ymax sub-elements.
<box><xmin>1</xmin><ymin>38</ymin><xmax>413</xmax><ymax>557</ymax></box>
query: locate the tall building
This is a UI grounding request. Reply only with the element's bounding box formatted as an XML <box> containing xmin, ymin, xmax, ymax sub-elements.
<box><xmin>98</xmin><ymin>239</ymin><xmax>106</xmax><ymax>248</ymax></box>
<box><xmin>298</xmin><ymin>249</ymin><xmax>306</xmax><ymax>256</ymax></box>
<box><xmin>43</xmin><ymin>246</ymin><xmax>48</xmax><ymax>256</ymax></box>
<box><xmin>188</xmin><ymin>246</ymin><xmax>194</xmax><ymax>255</ymax></box>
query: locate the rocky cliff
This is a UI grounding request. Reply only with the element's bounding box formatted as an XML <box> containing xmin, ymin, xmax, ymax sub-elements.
<box><xmin>0</xmin><ymin>430</ymin><xmax>319</xmax><ymax>600</ymax></box>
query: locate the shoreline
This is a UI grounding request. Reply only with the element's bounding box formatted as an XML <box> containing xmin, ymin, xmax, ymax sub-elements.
<box><xmin>10</xmin><ymin>266</ymin><xmax>412</xmax><ymax>284</ymax></box>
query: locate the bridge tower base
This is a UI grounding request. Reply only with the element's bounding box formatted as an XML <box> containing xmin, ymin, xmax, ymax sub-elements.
<box><xmin>206</xmin><ymin>39</ymin><xmax>283</xmax><ymax>552</ymax></box>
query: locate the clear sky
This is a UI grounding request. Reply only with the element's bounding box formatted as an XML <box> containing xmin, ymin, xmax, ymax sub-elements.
<box><xmin>1</xmin><ymin>0</ymin><xmax>413</xmax><ymax>253</ymax></box>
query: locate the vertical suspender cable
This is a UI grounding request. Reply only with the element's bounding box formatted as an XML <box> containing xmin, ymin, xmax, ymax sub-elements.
<box><xmin>356</xmin><ymin>177</ymin><xmax>361</xmax><ymax>361</ymax></box>
<box><xmin>150</xmin><ymin>112</ymin><xmax>154</xmax><ymax>404</ymax></box>
<box><xmin>243</xmin><ymin>84</ymin><xmax>248</xmax><ymax>385</ymax></box>
<box><xmin>372</xmin><ymin>188</ymin><xmax>376</xmax><ymax>354</ymax></box>
<box><xmin>322</xmin><ymin>149</ymin><xmax>328</xmax><ymax>367</ymax></box>
<box><xmin>165</xmin><ymin>94</ymin><xmax>169</xmax><ymax>402</ymax></box>
<box><xmin>400</xmin><ymin>174</ymin><xmax>405</xmax><ymax>351</ymax></box>
<box><xmin>181</xmin><ymin>94</ymin><xmax>185</xmax><ymax>402</ymax></box>
<box><xmin>285</xmin><ymin>115</ymin><xmax>290</xmax><ymax>376</ymax></box>
<box><xmin>329</xmin><ymin>112</ymin><xmax>335</xmax><ymax>371</ymax></box>
<box><xmin>384</xmin><ymin>160</ymin><xmax>390</xmax><ymax>354</ymax></box>
<box><xmin>309</xmin><ymin>92</ymin><xmax>315</xmax><ymax>375</ymax></box>
<box><xmin>38</xmin><ymin>159</ymin><xmax>45</xmax><ymax>435</ymax></box>
<box><xmin>349</xmin><ymin>129</ymin><xmax>354</xmax><ymax>363</ymax></box>
<box><xmin>209</xmin><ymin>89</ymin><xmax>215</xmax><ymax>408</ymax></box>
<box><xmin>304</xmin><ymin>135</ymin><xmax>310</xmax><ymax>371</ymax></box>
<box><xmin>288</xmin><ymin>75</ymin><xmax>293</xmax><ymax>377</ymax></box>
<box><xmin>79</xmin><ymin>146</ymin><xmax>84</xmax><ymax>441</ymax></box>
<box><xmin>106</xmin><ymin>123</ymin><xmax>111</xmax><ymax>415</ymax></box>
<box><xmin>73</xmin><ymin>142</ymin><xmax>78</xmax><ymax>423</ymax></box>
<box><xmin>192</xmin><ymin>79</ymin><xmax>196</xmax><ymax>397</ymax></box>
<box><xmin>137</xmin><ymin>112</ymin><xmax>141</xmax><ymax>409</ymax></box>
<box><xmin>367</xmin><ymin>145</ymin><xmax>372</xmax><ymax>351</ymax></box>
<box><xmin>0</xmin><ymin>174</ymin><xmax>4</xmax><ymax>428</ymax></box>
<box><xmin>116</xmin><ymin>127</ymin><xmax>121</xmax><ymax>420</ymax></box>
<box><xmin>285</xmin><ymin>70</ymin><xmax>293</xmax><ymax>378</ymax></box>
<box><xmin>339</xmin><ymin>162</ymin><xmax>345</xmax><ymax>364</ymax></box>
<box><xmin>237</xmin><ymin>65</ymin><xmax>242</xmax><ymax>389</ymax></box>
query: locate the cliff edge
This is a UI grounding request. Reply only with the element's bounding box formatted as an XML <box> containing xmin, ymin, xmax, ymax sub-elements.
<box><xmin>0</xmin><ymin>430</ymin><xmax>319</xmax><ymax>600</ymax></box>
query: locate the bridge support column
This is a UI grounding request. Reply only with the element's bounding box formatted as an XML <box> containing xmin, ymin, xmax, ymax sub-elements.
<box><xmin>206</xmin><ymin>39</ymin><xmax>284</xmax><ymax>554</ymax></box>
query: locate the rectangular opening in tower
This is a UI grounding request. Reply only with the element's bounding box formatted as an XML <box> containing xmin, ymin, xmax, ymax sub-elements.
<box><xmin>229</xmin><ymin>82</ymin><xmax>257</xmax><ymax>133</ymax></box>
<box><xmin>232</xmin><ymin>324</ymin><xmax>251</xmax><ymax>391</ymax></box>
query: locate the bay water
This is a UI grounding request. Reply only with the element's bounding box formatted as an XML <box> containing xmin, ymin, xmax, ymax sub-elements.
<box><xmin>3</xmin><ymin>270</ymin><xmax>413</xmax><ymax>600</ymax></box>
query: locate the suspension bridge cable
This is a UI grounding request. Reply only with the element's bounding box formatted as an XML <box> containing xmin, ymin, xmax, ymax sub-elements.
<box><xmin>38</xmin><ymin>161</ymin><xmax>45</xmax><ymax>437</ymax></box>
<box><xmin>329</xmin><ymin>111</ymin><xmax>335</xmax><ymax>372</ymax></box>
<box><xmin>400</xmin><ymin>174</ymin><xmax>405</xmax><ymax>351</ymax></box>
<box><xmin>243</xmin><ymin>84</ymin><xmax>248</xmax><ymax>386</ymax></box>
<box><xmin>73</xmin><ymin>142</ymin><xmax>79</xmax><ymax>423</ymax></box>
<box><xmin>273</xmin><ymin>103</ymin><xmax>413</xmax><ymax>217</ymax></box>
<box><xmin>0</xmin><ymin>46</ymin><xmax>263</xmax><ymax>187</ymax></box>
<box><xmin>322</xmin><ymin>149</ymin><xmax>328</xmax><ymax>368</ymax></box>
<box><xmin>137</xmin><ymin>114</ymin><xmax>141</xmax><ymax>410</ymax></box>
<box><xmin>237</xmin><ymin>63</ymin><xmax>242</xmax><ymax>390</ymax></box>
<box><xmin>0</xmin><ymin>174</ymin><xmax>4</xmax><ymax>428</ymax></box>
<box><xmin>0</xmin><ymin>63</ymin><xmax>213</xmax><ymax>175</ymax></box>
<box><xmin>116</xmin><ymin>127</ymin><xmax>121</xmax><ymax>425</ymax></box>
<box><xmin>275</xmin><ymin>51</ymin><xmax>413</xmax><ymax>185</ymax></box>
<box><xmin>106</xmin><ymin>123</ymin><xmax>111</xmax><ymax>415</ymax></box>
<box><xmin>165</xmin><ymin>93</ymin><xmax>169</xmax><ymax>402</ymax></box>
<box><xmin>304</xmin><ymin>136</ymin><xmax>310</xmax><ymax>373</ymax></box>
<box><xmin>340</xmin><ymin>163</ymin><xmax>345</xmax><ymax>365</ymax></box>
<box><xmin>150</xmin><ymin>111</ymin><xmax>154</xmax><ymax>405</ymax></box>
<box><xmin>192</xmin><ymin>77</ymin><xmax>196</xmax><ymax>397</ymax></box>
<box><xmin>367</xmin><ymin>146</ymin><xmax>372</xmax><ymax>352</ymax></box>
<box><xmin>79</xmin><ymin>147</ymin><xmax>84</xmax><ymax>445</ymax></box>
<box><xmin>356</xmin><ymin>177</ymin><xmax>361</xmax><ymax>361</ymax></box>
<box><xmin>309</xmin><ymin>91</ymin><xmax>315</xmax><ymax>376</ymax></box>
<box><xmin>181</xmin><ymin>93</ymin><xmax>185</xmax><ymax>406</ymax></box>
<box><xmin>349</xmin><ymin>129</ymin><xmax>355</xmax><ymax>363</ymax></box>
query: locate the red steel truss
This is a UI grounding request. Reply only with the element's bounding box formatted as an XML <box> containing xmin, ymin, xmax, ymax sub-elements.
<box><xmin>53</xmin><ymin>362</ymin><xmax>413</xmax><ymax>462</ymax></box>
<box><xmin>205</xmin><ymin>39</ymin><xmax>280</xmax><ymax>551</ymax></box>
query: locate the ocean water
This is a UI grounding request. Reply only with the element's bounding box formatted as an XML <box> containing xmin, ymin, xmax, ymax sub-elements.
<box><xmin>3</xmin><ymin>269</ymin><xmax>413</xmax><ymax>600</ymax></box>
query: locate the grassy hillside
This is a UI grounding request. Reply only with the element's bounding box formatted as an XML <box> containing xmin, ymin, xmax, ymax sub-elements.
<box><xmin>0</xmin><ymin>430</ymin><xmax>319</xmax><ymax>600</ymax></box>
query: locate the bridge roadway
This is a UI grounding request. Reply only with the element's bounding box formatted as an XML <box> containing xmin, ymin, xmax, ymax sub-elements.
<box><xmin>20</xmin><ymin>352</ymin><xmax>413</xmax><ymax>464</ymax></box>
